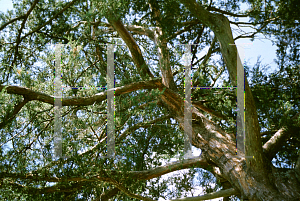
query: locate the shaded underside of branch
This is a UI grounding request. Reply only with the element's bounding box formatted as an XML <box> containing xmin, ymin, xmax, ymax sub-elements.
<box><xmin>168</xmin><ymin>188</ymin><xmax>238</xmax><ymax>201</ymax></box>
<box><xmin>0</xmin><ymin>78</ymin><xmax>163</xmax><ymax>106</ymax></box>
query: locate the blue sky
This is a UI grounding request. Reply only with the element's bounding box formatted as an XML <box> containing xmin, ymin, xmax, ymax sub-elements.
<box><xmin>0</xmin><ymin>0</ymin><xmax>278</xmax><ymax>74</ymax></box>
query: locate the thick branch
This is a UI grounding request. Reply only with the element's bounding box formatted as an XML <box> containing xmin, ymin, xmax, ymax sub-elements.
<box><xmin>99</xmin><ymin>22</ymin><xmax>155</xmax><ymax>40</ymax></box>
<box><xmin>263</xmin><ymin>112</ymin><xmax>300</xmax><ymax>160</ymax></box>
<box><xmin>1</xmin><ymin>154</ymin><xmax>230</xmax><ymax>200</ymax></box>
<box><xmin>295</xmin><ymin>153</ymin><xmax>300</xmax><ymax>183</ymax></box>
<box><xmin>105</xmin><ymin>11</ymin><xmax>154</xmax><ymax>79</ymax></box>
<box><xmin>168</xmin><ymin>188</ymin><xmax>238</xmax><ymax>201</ymax></box>
<box><xmin>0</xmin><ymin>171</ymin><xmax>154</xmax><ymax>200</ymax></box>
<box><xmin>192</xmin><ymin>101</ymin><xmax>228</xmax><ymax>120</ymax></box>
<box><xmin>1</xmin><ymin>156</ymin><xmax>211</xmax><ymax>184</ymax></box>
<box><xmin>179</xmin><ymin>0</ymin><xmax>264</xmax><ymax>173</ymax></box>
<box><xmin>0</xmin><ymin>78</ymin><xmax>162</xmax><ymax>106</ymax></box>
<box><xmin>262</xmin><ymin>128</ymin><xmax>291</xmax><ymax>160</ymax></box>
<box><xmin>132</xmin><ymin>155</ymin><xmax>210</xmax><ymax>180</ymax></box>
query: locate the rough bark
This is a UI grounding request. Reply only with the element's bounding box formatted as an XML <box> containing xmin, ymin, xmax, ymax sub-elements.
<box><xmin>3</xmin><ymin>1</ymin><xmax>300</xmax><ymax>200</ymax></box>
<box><xmin>179</xmin><ymin>0</ymin><xmax>263</xmax><ymax>173</ymax></box>
<box><xmin>168</xmin><ymin>0</ymin><xmax>300</xmax><ymax>200</ymax></box>
<box><xmin>148</xmin><ymin>0</ymin><xmax>178</xmax><ymax>91</ymax></box>
<box><xmin>105</xmin><ymin>10</ymin><xmax>154</xmax><ymax>79</ymax></box>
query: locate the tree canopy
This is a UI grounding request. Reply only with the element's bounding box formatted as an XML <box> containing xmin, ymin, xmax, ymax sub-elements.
<box><xmin>0</xmin><ymin>0</ymin><xmax>300</xmax><ymax>200</ymax></box>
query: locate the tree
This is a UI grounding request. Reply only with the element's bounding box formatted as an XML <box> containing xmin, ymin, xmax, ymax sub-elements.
<box><xmin>0</xmin><ymin>0</ymin><xmax>299</xmax><ymax>200</ymax></box>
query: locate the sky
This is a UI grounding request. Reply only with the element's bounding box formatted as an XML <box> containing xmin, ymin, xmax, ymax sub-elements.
<box><xmin>231</xmin><ymin>3</ymin><xmax>278</xmax><ymax>76</ymax></box>
<box><xmin>0</xmin><ymin>0</ymin><xmax>278</xmax><ymax>72</ymax></box>
<box><xmin>0</xmin><ymin>1</ymin><xmax>279</xmax><ymax>200</ymax></box>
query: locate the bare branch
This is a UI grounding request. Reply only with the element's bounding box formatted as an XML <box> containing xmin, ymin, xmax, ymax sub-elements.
<box><xmin>229</xmin><ymin>21</ymin><xmax>255</xmax><ymax>25</ymax></box>
<box><xmin>192</xmin><ymin>101</ymin><xmax>228</xmax><ymax>120</ymax></box>
<box><xmin>105</xmin><ymin>10</ymin><xmax>154</xmax><ymax>79</ymax></box>
<box><xmin>167</xmin><ymin>188</ymin><xmax>238</xmax><ymax>201</ymax></box>
<box><xmin>129</xmin><ymin>155</ymin><xmax>211</xmax><ymax>180</ymax></box>
<box><xmin>233</xmin><ymin>16</ymin><xmax>280</xmax><ymax>41</ymax></box>
<box><xmin>0</xmin><ymin>78</ymin><xmax>163</xmax><ymax>106</ymax></box>
<box><xmin>263</xmin><ymin>112</ymin><xmax>300</xmax><ymax>160</ymax></box>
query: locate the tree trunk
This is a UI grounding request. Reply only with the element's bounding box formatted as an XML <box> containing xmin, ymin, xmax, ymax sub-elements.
<box><xmin>174</xmin><ymin>110</ymin><xmax>300</xmax><ymax>200</ymax></box>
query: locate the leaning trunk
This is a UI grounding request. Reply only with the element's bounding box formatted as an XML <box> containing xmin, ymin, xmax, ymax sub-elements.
<box><xmin>175</xmin><ymin>111</ymin><xmax>300</xmax><ymax>200</ymax></box>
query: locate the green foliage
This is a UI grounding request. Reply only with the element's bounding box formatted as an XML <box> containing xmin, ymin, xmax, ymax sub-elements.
<box><xmin>0</xmin><ymin>0</ymin><xmax>299</xmax><ymax>200</ymax></box>
<box><xmin>248</xmin><ymin>58</ymin><xmax>300</xmax><ymax>168</ymax></box>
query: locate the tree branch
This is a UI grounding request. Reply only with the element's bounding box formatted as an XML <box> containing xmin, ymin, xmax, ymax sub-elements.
<box><xmin>192</xmin><ymin>101</ymin><xmax>228</xmax><ymax>120</ymax></box>
<box><xmin>5</xmin><ymin>0</ymin><xmax>79</xmax><ymax>84</ymax></box>
<box><xmin>167</xmin><ymin>20</ymin><xmax>202</xmax><ymax>41</ymax></box>
<box><xmin>179</xmin><ymin>0</ymin><xmax>264</xmax><ymax>173</ymax></box>
<box><xmin>116</xmin><ymin>114</ymin><xmax>173</xmax><ymax>142</ymax></box>
<box><xmin>3</xmin><ymin>181</ymin><xmax>83</xmax><ymax>194</ymax></box>
<box><xmin>131</xmin><ymin>155</ymin><xmax>210</xmax><ymax>180</ymax></box>
<box><xmin>295</xmin><ymin>152</ymin><xmax>300</xmax><ymax>183</ymax></box>
<box><xmin>193</xmin><ymin>36</ymin><xmax>217</xmax><ymax>86</ymax></box>
<box><xmin>20</xmin><ymin>0</ymin><xmax>79</xmax><ymax>41</ymax></box>
<box><xmin>98</xmin><ymin>21</ymin><xmax>155</xmax><ymax>40</ymax></box>
<box><xmin>0</xmin><ymin>15</ymin><xmax>26</xmax><ymax>31</ymax></box>
<box><xmin>0</xmin><ymin>78</ymin><xmax>163</xmax><ymax>106</ymax></box>
<box><xmin>207</xmin><ymin>6</ymin><xmax>249</xmax><ymax>17</ymax></box>
<box><xmin>0</xmin><ymin>97</ymin><xmax>29</xmax><ymax>129</ymax></box>
<box><xmin>95</xmin><ymin>187</ymin><xmax>119</xmax><ymax>201</ymax></box>
<box><xmin>263</xmin><ymin>112</ymin><xmax>300</xmax><ymax>160</ymax></box>
<box><xmin>105</xmin><ymin>178</ymin><xmax>155</xmax><ymax>201</ymax></box>
<box><xmin>0</xmin><ymin>171</ymin><xmax>154</xmax><ymax>200</ymax></box>
<box><xmin>105</xmin><ymin>10</ymin><xmax>154</xmax><ymax>79</ymax></box>
<box><xmin>11</xmin><ymin>0</ymin><xmax>40</xmax><ymax>69</ymax></box>
<box><xmin>168</xmin><ymin>188</ymin><xmax>238</xmax><ymax>201</ymax></box>
<box><xmin>148</xmin><ymin>0</ymin><xmax>178</xmax><ymax>91</ymax></box>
